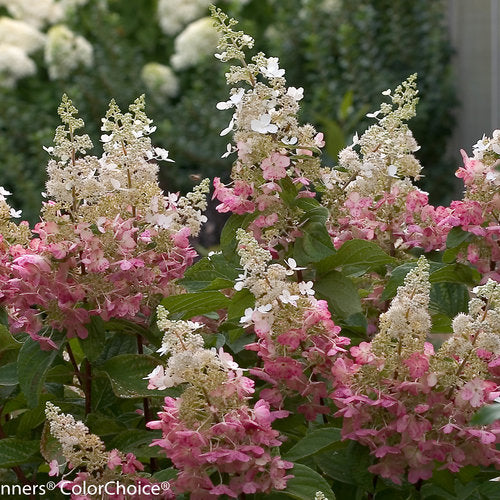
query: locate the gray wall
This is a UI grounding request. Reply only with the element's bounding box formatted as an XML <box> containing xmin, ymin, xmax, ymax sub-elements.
<box><xmin>447</xmin><ymin>0</ymin><xmax>500</xmax><ymax>161</ymax></box>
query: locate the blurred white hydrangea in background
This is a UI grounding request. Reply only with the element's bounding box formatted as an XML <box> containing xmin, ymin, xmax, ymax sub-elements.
<box><xmin>0</xmin><ymin>44</ymin><xmax>36</xmax><ymax>87</ymax></box>
<box><xmin>0</xmin><ymin>0</ymin><xmax>64</xmax><ymax>28</ymax></box>
<box><xmin>0</xmin><ymin>0</ymin><xmax>91</xmax><ymax>87</ymax></box>
<box><xmin>157</xmin><ymin>0</ymin><xmax>212</xmax><ymax>36</ymax></box>
<box><xmin>0</xmin><ymin>17</ymin><xmax>46</xmax><ymax>52</ymax></box>
<box><xmin>171</xmin><ymin>17</ymin><xmax>220</xmax><ymax>70</ymax></box>
<box><xmin>44</xmin><ymin>24</ymin><xmax>93</xmax><ymax>80</ymax></box>
<box><xmin>141</xmin><ymin>62</ymin><xmax>179</xmax><ymax>99</ymax></box>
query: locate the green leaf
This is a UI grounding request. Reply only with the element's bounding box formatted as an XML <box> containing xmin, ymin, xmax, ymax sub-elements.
<box><xmin>478</xmin><ymin>482</ymin><xmax>500</xmax><ymax>499</ymax></box>
<box><xmin>161</xmin><ymin>291</ymin><xmax>230</xmax><ymax>320</ymax></box>
<box><xmin>18</xmin><ymin>338</ymin><xmax>58</xmax><ymax>407</ymax></box>
<box><xmin>109</xmin><ymin>429</ymin><xmax>162</xmax><ymax>458</ymax></box>
<box><xmin>100</xmin><ymin>354</ymin><xmax>182</xmax><ymax>398</ymax></box>
<box><xmin>430</xmin><ymin>282</ymin><xmax>469</xmax><ymax>318</ymax></box>
<box><xmin>45</xmin><ymin>364</ymin><xmax>74</xmax><ymax>384</ymax></box>
<box><xmin>0</xmin><ymin>439</ymin><xmax>39</xmax><ymax>467</ymax></box>
<box><xmin>470</xmin><ymin>403</ymin><xmax>500</xmax><ymax>426</ymax></box>
<box><xmin>278</xmin><ymin>176</ymin><xmax>299</xmax><ymax>206</ymax></box>
<box><xmin>227</xmin><ymin>288</ymin><xmax>255</xmax><ymax>322</ymax></box>
<box><xmin>179</xmin><ymin>254</ymin><xmax>239</xmax><ymax>291</ymax></box>
<box><xmin>86</xmin><ymin>413</ymin><xmax>127</xmax><ymax>436</ymax></box>
<box><xmin>284</xmin><ymin>427</ymin><xmax>343</xmax><ymax>462</ymax></box>
<box><xmin>278</xmin><ymin>463</ymin><xmax>336</xmax><ymax>500</ymax></box>
<box><xmin>314</xmin><ymin>270</ymin><xmax>362</xmax><ymax>319</ymax></box>
<box><xmin>316</xmin><ymin>239</ymin><xmax>396</xmax><ymax>276</ymax></box>
<box><xmin>446</xmin><ymin>227</ymin><xmax>473</xmax><ymax>248</ymax></box>
<box><xmin>0</xmin><ymin>362</ymin><xmax>18</xmax><ymax>386</ymax></box>
<box><xmin>314</xmin><ymin>441</ymin><xmax>373</xmax><ymax>489</ymax></box>
<box><xmin>430</xmin><ymin>263</ymin><xmax>481</xmax><ymax>285</ymax></box>
<box><xmin>80</xmin><ymin>316</ymin><xmax>106</xmax><ymax>363</ymax></box>
<box><xmin>220</xmin><ymin>212</ymin><xmax>258</xmax><ymax>258</ymax></box>
<box><xmin>420</xmin><ymin>484</ymin><xmax>457</xmax><ymax>500</ymax></box>
<box><xmin>0</xmin><ymin>324</ymin><xmax>21</xmax><ymax>353</ymax></box>
<box><xmin>40</xmin><ymin>421</ymin><xmax>65</xmax><ymax>466</ymax></box>
<box><xmin>16</xmin><ymin>395</ymin><xmax>52</xmax><ymax>437</ymax></box>
<box><xmin>153</xmin><ymin>467</ymin><xmax>178</xmax><ymax>482</ymax></box>
<box><xmin>293</xmin><ymin>199</ymin><xmax>336</xmax><ymax>265</ymax></box>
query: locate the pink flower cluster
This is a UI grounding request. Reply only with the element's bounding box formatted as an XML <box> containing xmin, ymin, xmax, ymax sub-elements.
<box><xmin>0</xmin><ymin>209</ymin><xmax>196</xmax><ymax>348</ymax></box>
<box><xmin>148</xmin><ymin>397</ymin><xmax>292</xmax><ymax>499</ymax></box>
<box><xmin>330</xmin><ymin>148</ymin><xmax>500</xmax><ymax>280</ymax></box>
<box><xmin>247</xmin><ymin>298</ymin><xmax>350</xmax><ymax>420</ymax></box>
<box><xmin>213</xmin><ymin>134</ymin><xmax>324</xmax><ymax>248</ymax></box>
<box><xmin>331</xmin><ymin>343</ymin><xmax>500</xmax><ymax>485</ymax></box>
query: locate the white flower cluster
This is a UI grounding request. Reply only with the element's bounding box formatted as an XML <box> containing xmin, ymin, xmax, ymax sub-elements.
<box><xmin>0</xmin><ymin>187</ymin><xmax>21</xmax><ymax>219</ymax></box>
<box><xmin>45</xmin><ymin>94</ymin><xmax>209</xmax><ymax>240</ymax></box>
<box><xmin>473</xmin><ymin>129</ymin><xmax>500</xmax><ymax>162</ymax></box>
<box><xmin>331</xmin><ymin>75</ymin><xmax>421</xmax><ymax>196</ymax></box>
<box><xmin>0</xmin><ymin>186</ymin><xmax>30</xmax><ymax>244</ymax></box>
<box><xmin>0</xmin><ymin>44</ymin><xmax>36</xmax><ymax>88</ymax></box>
<box><xmin>236</xmin><ymin>229</ymin><xmax>316</xmax><ymax>332</ymax></box>
<box><xmin>378</xmin><ymin>256</ymin><xmax>431</xmax><ymax>342</ymax></box>
<box><xmin>0</xmin><ymin>0</ymin><xmax>91</xmax><ymax>86</ymax></box>
<box><xmin>45</xmin><ymin>402</ymin><xmax>109</xmax><ymax>473</ymax></box>
<box><xmin>0</xmin><ymin>0</ymin><xmax>64</xmax><ymax>29</ymax></box>
<box><xmin>0</xmin><ymin>16</ymin><xmax>45</xmax><ymax>87</ymax></box>
<box><xmin>157</xmin><ymin>0</ymin><xmax>212</xmax><ymax>36</ymax></box>
<box><xmin>433</xmin><ymin>279</ymin><xmax>500</xmax><ymax>388</ymax></box>
<box><xmin>141</xmin><ymin>62</ymin><xmax>179</xmax><ymax>99</ymax></box>
<box><xmin>370</xmin><ymin>256</ymin><xmax>431</xmax><ymax>369</ymax></box>
<box><xmin>0</xmin><ymin>17</ymin><xmax>45</xmax><ymax>52</ymax></box>
<box><xmin>145</xmin><ymin>305</ymin><xmax>240</xmax><ymax>391</ymax></box>
<box><xmin>44</xmin><ymin>24</ymin><xmax>93</xmax><ymax>80</ymax></box>
<box><xmin>171</xmin><ymin>17</ymin><xmax>220</xmax><ymax>70</ymax></box>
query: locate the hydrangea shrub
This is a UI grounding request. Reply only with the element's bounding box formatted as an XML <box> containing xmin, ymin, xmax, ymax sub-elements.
<box><xmin>0</xmin><ymin>7</ymin><xmax>498</xmax><ymax>500</ymax></box>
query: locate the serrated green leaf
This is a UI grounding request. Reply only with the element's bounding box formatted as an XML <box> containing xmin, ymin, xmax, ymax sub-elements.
<box><xmin>179</xmin><ymin>254</ymin><xmax>239</xmax><ymax>291</ymax></box>
<box><xmin>45</xmin><ymin>363</ymin><xmax>74</xmax><ymax>384</ymax></box>
<box><xmin>161</xmin><ymin>291</ymin><xmax>230</xmax><ymax>320</ymax></box>
<box><xmin>420</xmin><ymin>484</ymin><xmax>456</xmax><ymax>500</ymax></box>
<box><xmin>279</xmin><ymin>176</ymin><xmax>299</xmax><ymax>206</ymax></box>
<box><xmin>478</xmin><ymin>481</ymin><xmax>500</xmax><ymax>499</ymax></box>
<box><xmin>430</xmin><ymin>263</ymin><xmax>481</xmax><ymax>285</ymax></box>
<box><xmin>446</xmin><ymin>227</ymin><xmax>473</xmax><ymax>248</ymax></box>
<box><xmin>0</xmin><ymin>439</ymin><xmax>39</xmax><ymax>468</ymax></box>
<box><xmin>16</xmin><ymin>395</ymin><xmax>52</xmax><ymax>437</ymax></box>
<box><xmin>18</xmin><ymin>338</ymin><xmax>58</xmax><ymax>407</ymax></box>
<box><xmin>430</xmin><ymin>282</ymin><xmax>469</xmax><ymax>317</ymax></box>
<box><xmin>431</xmin><ymin>313</ymin><xmax>453</xmax><ymax>334</ymax></box>
<box><xmin>284</xmin><ymin>427</ymin><xmax>343</xmax><ymax>462</ymax></box>
<box><xmin>278</xmin><ymin>463</ymin><xmax>336</xmax><ymax>500</ymax></box>
<box><xmin>316</xmin><ymin>239</ymin><xmax>396</xmax><ymax>276</ymax></box>
<box><xmin>314</xmin><ymin>270</ymin><xmax>362</xmax><ymax>319</ymax></box>
<box><xmin>100</xmin><ymin>354</ymin><xmax>182</xmax><ymax>398</ymax></box>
